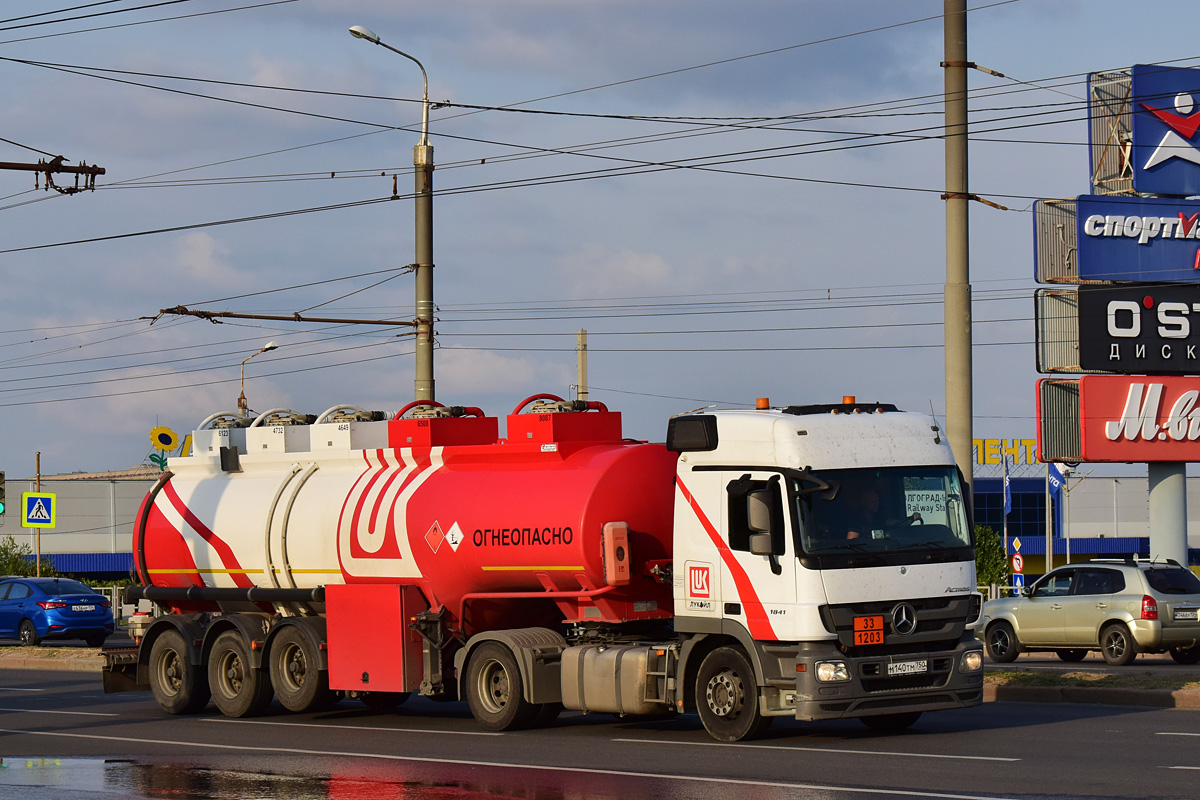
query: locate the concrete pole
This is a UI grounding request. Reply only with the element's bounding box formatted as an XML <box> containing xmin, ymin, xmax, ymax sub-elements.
<box><xmin>414</xmin><ymin>141</ymin><xmax>435</xmax><ymax>402</ymax></box>
<box><xmin>943</xmin><ymin>0</ymin><xmax>973</xmax><ymax>493</ymax></box>
<box><xmin>1147</xmin><ymin>462</ymin><xmax>1188</xmax><ymax>565</ymax></box>
<box><xmin>576</xmin><ymin>330</ymin><xmax>589</xmax><ymax>402</ymax></box>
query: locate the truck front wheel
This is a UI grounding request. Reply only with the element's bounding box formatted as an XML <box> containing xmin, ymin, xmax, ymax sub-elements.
<box><xmin>269</xmin><ymin>627</ymin><xmax>335</xmax><ymax>713</ymax></box>
<box><xmin>465</xmin><ymin>642</ymin><xmax>537</xmax><ymax>731</ymax></box>
<box><xmin>149</xmin><ymin>629</ymin><xmax>210</xmax><ymax>714</ymax></box>
<box><xmin>695</xmin><ymin>646</ymin><xmax>772</xmax><ymax>742</ymax></box>
<box><xmin>209</xmin><ymin>631</ymin><xmax>274</xmax><ymax>717</ymax></box>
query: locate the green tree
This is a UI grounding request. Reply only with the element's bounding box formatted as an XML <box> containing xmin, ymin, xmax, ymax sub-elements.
<box><xmin>0</xmin><ymin>536</ymin><xmax>57</xmax><ymax>577</ymax></box>
<box><xmin>974</xmin><ymin>525</ymin><xmax>1008</xmax><ymax>588</ymax></box>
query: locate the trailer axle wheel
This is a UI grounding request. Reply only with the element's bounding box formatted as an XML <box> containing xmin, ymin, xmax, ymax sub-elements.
<box><xmin>209</xmin><ymin>631</ymin><xmax>273</xmax><ymax>718</ymax></box>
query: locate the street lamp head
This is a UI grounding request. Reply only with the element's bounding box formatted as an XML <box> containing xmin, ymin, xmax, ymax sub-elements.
<box><xmin>348</xmin><ymin>25</ymin><xmax>380</xmax><ymax>44</ymax></box>
<box><xmin>262</xmin><ymin>341</ymin><xmax>279</xmax><ymax>353</ymax></box>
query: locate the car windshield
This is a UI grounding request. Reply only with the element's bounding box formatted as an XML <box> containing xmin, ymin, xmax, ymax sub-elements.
<box><xmin>42</xmin><ymin>578</ymin><xmax>94</xmax><ymax>595</ymax></box>
<box><xmin>793</xmin><ymin>466</ymin><xmax>972</xmax><ymax>555</ymax></box>
<box><xmin>1145</xmin><ymin>568</ymin><xmax>1200</xmax><ymax>594</ymax></box>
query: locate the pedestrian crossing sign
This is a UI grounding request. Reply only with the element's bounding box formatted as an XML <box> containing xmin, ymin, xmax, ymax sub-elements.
<box><xmin>21</xmin><ymin>492</ymin><xmax>56</xmax><ymax>529</ymax></box>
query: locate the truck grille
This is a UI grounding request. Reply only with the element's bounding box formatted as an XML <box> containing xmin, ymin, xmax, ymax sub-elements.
<box><xmin>820</xmin><ymin>595</ymin><xmax>970</xmax><ymax>653</ymax></box>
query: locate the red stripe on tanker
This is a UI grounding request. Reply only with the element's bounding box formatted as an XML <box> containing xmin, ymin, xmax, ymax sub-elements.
<box><xmin>675</xmin><ymin>474</ymin><xmax>777</xmax><ymax>641</ymax></box>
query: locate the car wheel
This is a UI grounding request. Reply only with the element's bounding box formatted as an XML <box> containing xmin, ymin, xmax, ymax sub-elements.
<box><xmin>695</xmin><ymin>646</ymin><xmax>773</xmax><ymax>742</ymax></box>
<box><xmin>149</xmin><ymin>629</ymin><xmax>210</xmax><ymax>714</ymax></box>
<box><xmin>1100</xmin><ymin>623</ymin><xmax>1138</xmax><ymax>666</ymax></box>
<box><xmin>465</xmin><ymin>642</ymin><xmax>538</xmax><ymax>731</ymax></box>
<box><xmin>860</xmin><ymin>712</ymin><xmax>922</xmax><ymax>732</ymax></box>
<box><xmin>985</xmin><ymin>622</ymin><xmax>1020</xmax><ymax>663</ymax></box>
<box><xmin>269</xmin><ymin>626</ymin><xmax>335</xmax><ymax>713</ymax></box>
<box><xmin>84</xmin><ymin>633</ymin><xmax>107</xmax><ymax>648</ymax></box>
<box><xmin>1169</xmin><ymin>645</ymin><xmax>1200</xmax><ymax>665</ymax></box>
<box><xmin>1055</xmin><ymin>649</ymin><xmax>1088</xmax><ymax>663</ymax></box>
<box><xmin>18</xmin><ymin>619</ymin><xmax>41</xmax><ymax>647</ymax></box>
<box><xmin>208</xmin><ymin>631</ymin><xmax>274</xmax><ymax>718</ymax></box>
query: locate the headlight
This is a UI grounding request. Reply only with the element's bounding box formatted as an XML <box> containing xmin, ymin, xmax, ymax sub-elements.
<box><xmin>960</xmin><ymin>650</ymin><xmax>983</xmax><ymax>672</ymax></box>
<box><xmin>815</xmin><ymin>660</ymin><xmax>850</xmax><ymax>682</ymax></box>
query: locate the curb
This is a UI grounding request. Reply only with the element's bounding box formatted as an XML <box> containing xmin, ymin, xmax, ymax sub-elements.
<box><xmin>0</xmin><ymin>656</ymin><xmax>104</xmax><ymax>672</ymax></box>
<box><xmin>984</xmin><ymin>683</ymin><xmax>1200</xmax><ymax>709</ymax></box>
<box><xmin>4</xmin><ymin>657</ymin><xmax>1200</xmax><ymax>710</ymax></box>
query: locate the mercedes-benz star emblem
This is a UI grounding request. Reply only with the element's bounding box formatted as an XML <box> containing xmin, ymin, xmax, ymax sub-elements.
<box><xmin>891</xmin><ymin>602</ymin><xmax>917</xmax><ymax>636</ymax></box>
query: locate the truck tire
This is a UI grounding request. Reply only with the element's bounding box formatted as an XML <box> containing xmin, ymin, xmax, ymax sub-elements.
<box><xmin>209</xmin><ymin>631</ymin><xmax>274</xmax><ymax>717</ymax></box>
<box><xmin>1100</xmin><ymin>623</ymin><xmax>1138</xmax><ymax>666</ymax></box>
<box><xmin>695</xmin><ymin>646</ymin><xmax>772</xmax><ymax>742</ymax></box>
<box><xmin>269</xmin><ymin>626</ymin><xmax>335</xmax><ymax>713</ymax></box>
<box><xmin>984</xmin><ymin>622</ymin><xmax>1020</xmax><ymax>663</ymax></box>
<box><xmin>149</xmin><ymin>629</ymin><xmax>210</xmax><ymax>715</ymax></box>
<box><xmin>465</xmin><ymin>642</ymin><xmax>538</xmax><ymax>731</ymax></box>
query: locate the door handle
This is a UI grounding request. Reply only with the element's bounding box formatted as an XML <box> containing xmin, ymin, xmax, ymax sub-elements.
<box><xmin>1096</xmin><ymin>602</ymin><xmax>1108</xmax><ymax>609</ymax></box>
<box><xmin>1050</xmin><ymin>603</ymin><xmax>1062</xmax><ymax>610</ymax></box>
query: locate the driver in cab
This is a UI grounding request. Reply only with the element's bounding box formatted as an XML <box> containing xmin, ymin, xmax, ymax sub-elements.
<box><xmin>845</xmin><ymin>482</ymin><xmax>921</xmax><ymax>540</ymax></box>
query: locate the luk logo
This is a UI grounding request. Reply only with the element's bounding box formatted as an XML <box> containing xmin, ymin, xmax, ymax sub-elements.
<box><xmin>688</xmin><ymin>565</ymin><xmax>710</xmax><ymax>598</ymax></box>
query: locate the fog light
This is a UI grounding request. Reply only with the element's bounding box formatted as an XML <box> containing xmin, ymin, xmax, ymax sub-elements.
<box><xmin>960</xmin><ymin>650</ymin><xmax>983</xmax><ymax>672</ymax></box>
<box><xmin>815</xmin><ymin>660</ymin><xmax>850</xmax><ymax>682</ymax></box>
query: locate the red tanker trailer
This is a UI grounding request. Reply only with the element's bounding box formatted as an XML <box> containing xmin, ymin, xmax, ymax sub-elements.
<box><xmin>105</xmin><ymin>394</ymin><xmax>985</xmax><ymax>741</ymax></box>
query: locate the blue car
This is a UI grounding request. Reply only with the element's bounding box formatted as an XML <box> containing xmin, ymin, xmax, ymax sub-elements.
<box><xmin>0</xmin><ymin>577</ymin><xmax>114</xmax><ymax>647</ymax></box>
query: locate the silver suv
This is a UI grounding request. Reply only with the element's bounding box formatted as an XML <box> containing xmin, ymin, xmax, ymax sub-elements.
<box><xmin>981</xmin><ymin>558</ymin><xmax>1200</xmax><ymax>666</ymax></box>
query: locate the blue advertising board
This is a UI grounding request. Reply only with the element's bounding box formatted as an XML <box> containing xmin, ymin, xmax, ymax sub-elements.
<box><xmin>1131</xmin><ymin>64</ymin><xmax>1200</xmax><ymax>196</ymax></box>
<box><xmin>1073</xmin><ymin>195</ymin><xmax>1200</xmax><ymax>282</ymax></box>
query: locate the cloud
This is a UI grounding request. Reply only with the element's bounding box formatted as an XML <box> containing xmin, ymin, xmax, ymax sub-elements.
<box><xmin>437</xmin><ymin>347</ymin><xmax>571</xmax><ymax>395</ymax></box>
<box><xmin>560</xmin><ymin>244</ymin><xmax>675</xmax><ymax>298</ymax></box>
<box><xmin>172</xmin><ymin>232</ymin><xmax>240</xmax><ymax>285</ymax></box>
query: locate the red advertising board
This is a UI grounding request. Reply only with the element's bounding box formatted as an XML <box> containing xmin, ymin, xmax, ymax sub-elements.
<box><xmin>1079</xmin><ymin>375</ymin><xmax>1200</xmax><ymax>461</ymax></box>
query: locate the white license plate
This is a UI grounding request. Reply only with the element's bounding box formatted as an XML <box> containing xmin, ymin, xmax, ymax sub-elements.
<box><xmin>1174</xmin><ymin>609</ymin><xmax>1199</xmax><ymax>621</ymax></box>
<box><xmin>887</xmin><ymin>660</ymin><xmax>928</xmax><ymax>676</ymax></box>
<box><xmin>71</xmin><ymin>605</ymin><xmax>96</xmax><ymax>612</ymax></box>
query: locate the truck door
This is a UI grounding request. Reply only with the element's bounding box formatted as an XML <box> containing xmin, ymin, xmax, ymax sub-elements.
<box><xmin>720</xmin><ymin>473</ymin><xmax>797</xmax><ymax>641</ymax></box>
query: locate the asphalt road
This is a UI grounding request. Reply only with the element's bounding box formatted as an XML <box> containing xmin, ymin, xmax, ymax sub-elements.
<box><xmin>1</xmin><ymin>668</ymin><xmax>1198</xmax><ymax>800</ymax></box>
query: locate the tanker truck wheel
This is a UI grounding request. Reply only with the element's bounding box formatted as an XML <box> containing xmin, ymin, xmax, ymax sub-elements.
<box><xmin>209</xmin><ymin>631</ymin><xmax>274</xmax><ymax>718</ymax></box>
<box><xmin>466</xmin><ymin>642</ymin><xmax>538</xmax><ymax>731</ymax></box>
<box><xmin>149</xmin><ymin>629</ymin><xmax>210</xmax><ymax>714</ymax></box>
<box><xmin>269</xmin><ymin>627</ymin><xmax>335</xmax><ymax>713</ymax></box>
<box><xmin>695</xmin><ymin>646</ymin><xmax>772</xmax><ymax>742</ymax></box>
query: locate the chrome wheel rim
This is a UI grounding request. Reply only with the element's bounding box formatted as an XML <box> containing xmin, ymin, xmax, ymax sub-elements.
<box><xmin>706</xmin><ymin>669</ymin><xmax>744</xmax><ymax>718</ymax></box>
<box><xmin>1104</xmin><ymin>630</ymin><xmax>1126</xmax><ymax>660</ymax></box>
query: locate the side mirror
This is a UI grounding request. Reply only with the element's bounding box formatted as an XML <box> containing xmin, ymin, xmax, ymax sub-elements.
<box><xmin>748</xmin><ymin>532</ymin><xmax>773</xmax><ymax>556</ymax></box>
<box><xmin>1021</xmin><ymin>586</ymin><xmax>1033</xmax><ymax>598</ymax></box>
<box><xmin>747</xmin><ymin>490</ymin><xmax>772</xmax><ymax>533</ymax></box>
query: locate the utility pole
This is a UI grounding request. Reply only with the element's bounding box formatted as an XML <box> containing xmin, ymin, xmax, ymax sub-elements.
<box><xmin>943</xmin><ymin>0</ymin><xmax>973</xmax><ymax>493</ymax></box>
<box><xmin>0</xmin><ymin>155</ymin><xmax>105</xmax><ymax>194</ymax></box>
<box><xmin>576</xmin><ymin>330</ymin><xmax>589</xmax><ymax>401</ymax></box>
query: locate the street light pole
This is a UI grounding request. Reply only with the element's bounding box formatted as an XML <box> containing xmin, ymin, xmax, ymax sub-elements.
<box><xmin>349</xmin><ymin>25</ymin><xmax>435</xmax><ymax>402</ymax></box>
<box><xmin>237</xmin><ymin>341</ymin><xmax>278</xmax><ymax>418</ymax></box>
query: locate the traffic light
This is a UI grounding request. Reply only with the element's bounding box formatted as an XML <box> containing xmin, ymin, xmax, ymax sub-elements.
<box><xmin>0</xmin><ymin>470</ymin><xmax>5</xmax><ymax>515</ymax></box>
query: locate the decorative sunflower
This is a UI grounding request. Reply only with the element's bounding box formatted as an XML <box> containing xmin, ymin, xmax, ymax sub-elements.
<box><xmin>150</xmin><ymin>426</ymin><xmax>180</xmax><ymax>452</ymax></box>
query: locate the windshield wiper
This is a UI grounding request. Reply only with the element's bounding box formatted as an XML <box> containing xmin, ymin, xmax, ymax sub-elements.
<box><xmin>908</xmin><ymin>540</ymin><xmax>949</xmax><ymax>550</ymax></box>
<box><xmin>821</xmin><ymin>542</ymin><xmax>871</xmax><ymax>553</ymax></box>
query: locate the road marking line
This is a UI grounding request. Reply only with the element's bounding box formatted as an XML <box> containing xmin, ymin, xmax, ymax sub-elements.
<box><xmin>0</xmin><ymin>707</ymin><xmax>117</xmax><ymax>717</ymax></box>
<box><xmin>0</xmin><ymin>727</ymin><xmax>1023</xmax><ymax>800</ymax></box>
<box><xmin>610</xmin><ymin>737</ymin><xmax>1019</xmax><ymax>762</ymax></box>
<box><xmin>200</xmin><ymin>718</ymin><xmax>502</xmax><ymax>736</ymax></box>
<box><xmin>1157</xmin><ymin>732</ymin><xmax>1200</xmax><ymax>737</ymax></box>
<box><xmin>1168</xmin><ymin>766</ymin><xmax>1200</xmax><ymax>770</ymax></box>
<box><xmin>0</xmin><ymin>688</ymin><xmax>44</xmax><ymax>692</ymax></box>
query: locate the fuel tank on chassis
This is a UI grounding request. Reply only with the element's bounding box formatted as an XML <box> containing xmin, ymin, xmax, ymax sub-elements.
<box><xmin>135</xmin><ymin>426</ymin><xmax>679</xmax><ymax>627</ymax></box>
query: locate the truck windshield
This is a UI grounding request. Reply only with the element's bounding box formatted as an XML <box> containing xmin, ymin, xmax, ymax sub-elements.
<box><xmin>793</xmin><ymin>466</ymin><xmax>971</xmax><ymax>557</ymax></box>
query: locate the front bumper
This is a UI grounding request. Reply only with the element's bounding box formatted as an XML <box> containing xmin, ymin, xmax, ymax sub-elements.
<box><xmin>792</xmin><ymin>634</ymin><xmax>984</xmax><ymax>720</ymax></box>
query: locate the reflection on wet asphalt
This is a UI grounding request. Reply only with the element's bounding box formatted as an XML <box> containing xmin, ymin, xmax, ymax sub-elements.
<box><xmin>0</xmin><ymin>756</ymin><xmax>806</xmax><ymax>800</ymax></box>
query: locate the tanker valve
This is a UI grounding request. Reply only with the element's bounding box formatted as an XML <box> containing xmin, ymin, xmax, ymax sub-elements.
<box><xmin>647</xmin><ymin>560</ymin><xmax>672</xmax><ymax>584</ymax></box>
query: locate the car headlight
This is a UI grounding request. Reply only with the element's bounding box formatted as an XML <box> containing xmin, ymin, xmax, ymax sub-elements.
<box><xmin>960</xmin><ymin>650</ymin><xmax>983</xmax><ymax>672</ymax></box>
<box><xmin>815</xmin><ymin>660</ymin><xmax>851</xmax><ymax>682</ymax></box>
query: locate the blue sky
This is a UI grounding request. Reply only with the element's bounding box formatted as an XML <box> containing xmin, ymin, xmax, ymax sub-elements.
<box><xmin>0</xmin><ymin>0</ymin><xmax>1195</xmax><ymax>475</ymax></box>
